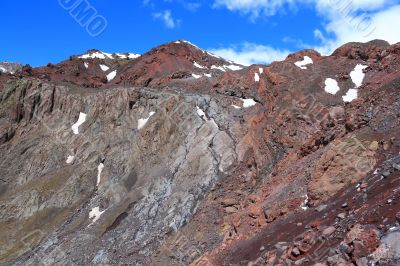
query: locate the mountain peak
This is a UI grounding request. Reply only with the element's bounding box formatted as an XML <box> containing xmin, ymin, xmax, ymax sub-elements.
<box><xmin>77</xmin><ymin>49</ymin><xmax>140</xmax><ymax>60</ymax></box>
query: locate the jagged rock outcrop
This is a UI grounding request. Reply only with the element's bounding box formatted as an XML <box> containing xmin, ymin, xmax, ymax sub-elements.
<box><xmin>0</xmin><ymin>62</ymin><xmax>22</xmax><ymax>75</ymax></box>
<box><xmin>1</xmin><ymin>40</ymin><xmax>400</xmax><ymax>266</ymax></box>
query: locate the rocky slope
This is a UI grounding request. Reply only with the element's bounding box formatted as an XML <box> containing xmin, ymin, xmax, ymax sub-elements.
<box><xmin>0</xmin><ymin>62</ymin><xmax>22</xmax><ymax>74</ymax></box>
<box><xmin>0</xmin><ymin>40</ymin><xmax>400</xmax><ymax>266</ymax></box>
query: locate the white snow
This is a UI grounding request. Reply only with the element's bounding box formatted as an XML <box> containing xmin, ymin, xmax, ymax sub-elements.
<box><xmin>324</xmin><ymin>78</ymin><xmax>340</xmax><ymax>95</ymax></box>
<box><xmin>301</xmin><ymin>195</ymin><xmax>309</xmax><ymax>210</ymax></box>
<box><xmin>0</xmin><ymin>66</ymin><xmax>6</xmax><ymax>73</ymax></box>
<box><xmin>242</xmin><ymin>98</ymin><xmax>257</xmax><ymax>108</ymax></box>
<box><xmin>342</xmin><ymin>88</ymin><xmax>358</xmax><ymax>102</ymax></box>
<box><xmin>97</xmin><ymin>163</ymin><xmax>104</xmax><ymax>186</ymax></box>
<box><xmin>196</xmin><ymin>106</ymin><xmax>207</xmax><ymax>120</ymax></box>
<box><xmin>100</xmin><ymin>64</ymin><xmax>109</xmax><ymax>71</ymax></box>
<box><xmin>193</xmin><ymin>61</ymin><xmax>205</xmax><ymax>69</ymax></box>
<box><xmin>182</xmin><ymin>40</ymin><xmax>200</xmax><ymax>49</ymax></box>
<box><xmin>259</xmin><ymin>68</ymin><xmax>264</xmax><ymax>74</ymax></box>
<box><xmin>89</xmin><ymin>207</ymin><xmax>105</xmax><ymax>224</ymax></box>
<box><xmin>196</xmin><ymin>106</ymin><xmax>218</xmax><ymax>128</ymax></box>
<box><xmin>192</xmin><ymin>73</ymin><xmax>202</xmax><ymax>79</ymax></box>
<box><xmin>294</xmin><ymin>56</ymin><xmax>313</xmax><ymax>69</ymax></box>
<box><xmin>79</xmin><ymin>51</ymin><xmax>139</xmax><ymax>60</ymax></box>
<box><xmin>211</xmin><ymin>65</ymin><xmax>226</xmax><ymax>72</ymax></box>
<box><xmin>232</xmin><ymin>98</ymin><xmax>257</xmax><ymax>109</ymax></box>
<box><xmin>138</xmin><ymin>111</ymin><xmax>156</xmax><ymax>130</ymax></box>
<box><xmin>116</xmin><ymin>53</ymin><xmax>140</xmax><ymax>59</ymax></box>
<box><xmin>210</xmin><ymin>64</ymin><xmax>243</xmax><ymax>72</ymax></box>
<box><xmin>224</xmin><ymin>64</ymin><xmax>243</xmax><ymax>71</ymax></box>
<box><xmin>71</xmin><ymin>112</ymin><xmax>87</xmax><ymax>134</ymax></box>
<box><xmin>254</xmin><ymin>73</ymin><xmax>260</xmax><ymax>82</ymax></box>
<box><xmin>341</xmin><ymin>64</ymin><xmax>368</xmax><ymax>103</ymax></box>
<box><xmin>79</xmin><ymin>51</ymin><xmax>112</xmax><ymax>59</ymax></box>
<box><xmin>84</xmin><ymin>62</ymin><xmax>88</xmax><ymax>69</ymax></box>
<box><xmin>106</xmin><ymin>70</ymin><xmax>117</xmax><ymax>82</ymax></box>
<box><xmin>206</xmin><ymin>51</ymin><xmax>222</xmax><ymax>59</ymax></box>
<box><xmin>350</xmin><ymin>64</ymin><xmax>368</xmax><ymax>88</ymax></box>
<box><xmin>128</xmin><ymin>53</ymin><xmax>140</xmax><ymax>59</ymax></box>
<box><xmin>66</xmin><ymin>155</ymin><xmax>75</xmax><ymax>164</ymax></box>
<box><xmin>205</xmin><ymin>73</ymin><xmax>212</xmax><ymax>78</ymax></box>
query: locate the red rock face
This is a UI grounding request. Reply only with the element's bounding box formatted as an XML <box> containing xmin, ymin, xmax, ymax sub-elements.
<box><xmin>1</xmin><ymin>40</ymin><xmax>400</xmax><ymax>266</ymax></box>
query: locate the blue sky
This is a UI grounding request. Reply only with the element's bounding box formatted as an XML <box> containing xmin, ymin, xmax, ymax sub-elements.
<box><xmin>1</xmin><ymin>0</ymin><xmax>399</xmax><ymax>66</ymax></box>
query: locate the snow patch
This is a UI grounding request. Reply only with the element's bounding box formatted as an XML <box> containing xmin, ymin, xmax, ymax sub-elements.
<box><xmin>66</xmin><ymin>155</ymin><xmax>75</xmax><ymax>164</ymax></box>
<box><xmin>193</xmin><ymin>61</ymin><xmax>205</xmax><ymax>69</ymax></box>
<box><xmin>196</xmin><ymin>106</ymin><xmax>207</xmax><ymax>120</ymax></box>
<box><xmin>342</xmin><ymin>89</ymin><xmax>358</xmax><ymax>102</ymax></box>
<box><xmin>350</xmin><ymin>64</ymin><xmax>368</xmax><ymax>88</ymax></box>
<box><xmin>259</xmin><ymin>67</ymin><xmax>264</xmax><ymax>74</ymax></box>
<box><xmin>254</xmin><ymin>73</ymin><xmax>260</xmax><ymax>82</ymax></box>
<box><xmin>79</xmin><ymin>51</ymin><xmax>112</xmax><ymax>59</ymax></box>
<box><xmin>224</xmin><ymin>64</ymin><xmax>243</xmax><ymax>71</ymax></box>
<box><xmin>84</xmin><ymin>62</ymin><xmax>88</xmax><ymax>69</ymax></box>
<box><xmin>79</xmin><ymin>51</ymin><xmax>139</xmax><ymax>60</ymax></box>
<box><xmin>182</xmin><ymin>40</ymin><xmax>200</xmax><ymax>49</ymax></box>
<box><xmin>294</xmin><ymin>56</ymin><xmax>313</xmax><ymax>69</ymax></box>
<box><xmin>97</xmin><ymin>163</ymin><xmax>104</xmax><ymax>186</ymax></box>
<box><xmin>324</xmin><ymin>78</ymin><xmax>340</xmax><ymax>95</ymax></box>
<box><xmin>242</xmin><ymin>98</ymin><xmax>257</xmax><ymax>108</ymax></box>
<box><xmin>89</xmin><ymin>207</ymin><xmax>105</xmax><ymax>224</ymax></box>
<box><xmin>71</xmin><ymin>112</ymin><xmax>87</xmax><ymax>134</ymax></box>
<box><xmin>128</xmin><ymin>53</ymin><xmax>140</xmax><ymax>59</ymax></box>
<box><xmin>301</xmin><ymin>195</ymin><xmax>309</xmax><ymax>210</ymax></box>
<box><xmin>0</xmin><ymin>66</ymin><xmax>6</xmax><ymax>73</ymax></box>
<box><xmin>205</xmin><ymin>73</ymin><xmax>212</xmax><ymax>78</ymax></box>
<box><xmin>192</xmin><ymin>73</ymin><xmax>202</xmax><ymax>79</ymax></box>
<box><xmin>211</xmin><ymin>64</ymin><xmax>243</xmax><ymax>72</ymax></box>
<box><xmin>196</xmin><ymin>106</ymin><xmax>218</xmax><ymax>128</ymax></box>
<box><xmin>211</xmin><ymin>65</ymin><xmax>226</xmax><ymax>72</ymax></box>
<box><xmin>138</xmin><ymin>111</ymin><xmax>156</xmax><ymax>130</ymax></box>
<box><xmin>206</xmin><ymin>51</ymin><xmax>222</xmax><ymax>59</ymax></box>
<box><xmin>116</xmin><ymin>53</ymin><xmax>140</xmax><ymax>59</ymax></box>
<box><xmin>106</xmin><ymin>70</ymin><xmax>117</xmax><ymax>82</ymax></box>
<box><xmin>232</xmin><ymin>98</ymin><xmax>257</xmax><ymax>109</ymax></box>
<box><xmin>100</xmin><ymin>64</ymin><xmax>109</xmax><ymax>71</ymax></box>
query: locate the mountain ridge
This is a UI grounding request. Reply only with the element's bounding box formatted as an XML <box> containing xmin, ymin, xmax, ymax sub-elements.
<box><xmin>0</xmin><ymin>39</ymin><xmax>400</xmax><ymax>266</ymax></box>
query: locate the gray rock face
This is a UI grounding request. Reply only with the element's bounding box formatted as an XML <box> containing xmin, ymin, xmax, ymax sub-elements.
<box><xmin>381</xmin><ymin>231</ymin><xmax>400</xmax><ymax>260</ymax></box>
<box><xmin>0</xmin><ymin>62</ymin><xmax>22</xmax><ymax>74</ymax></box>
<box><xmin>0</xmin><ymin>78</ymin><xmax>244</xmax><ymax>265</ymax></box>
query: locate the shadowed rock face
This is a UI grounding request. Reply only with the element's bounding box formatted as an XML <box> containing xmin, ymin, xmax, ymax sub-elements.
<box><xmin>0</xmin><ymin>40</ymin><xmax>400</xmax><ymax>266</ymax></box>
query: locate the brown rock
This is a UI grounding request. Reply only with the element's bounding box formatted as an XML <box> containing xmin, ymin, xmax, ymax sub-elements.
<box><xmin>369</xmin><ymin>141</ymin><xmax>379</xmax><ymax>151</ymax></box>
<box><xmin>322</xmin><ymin>226</ymin><xmax>336</xmax><ymax>236</ymax></box>
<box><xmin>396</xmin><ymin>211</ymin><xmax>400</xmax><ymax>223</ymax></box>
<box><xmin>291</xmin><ymin>247</ymin><xmax>301</xmax><ymax>256</ymax></box>
<box><xmin>221</xmin><ymin>198</ymin><xmax>238</xmax><ymax>207</ymax></box>
<box><xmin>225</xmin><ymin>207</ymin><xmax>238</xmax><ymax>214</ymax></box>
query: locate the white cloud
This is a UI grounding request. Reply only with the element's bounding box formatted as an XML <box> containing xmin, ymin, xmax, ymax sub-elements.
<box><xmin>213</xmin><ymin>0</ymin><xmax>296</xmax><ymax>18</ymax></box>
<box><xmin>210</xmin><ymin>43</ymin><xmax>291</xmax><ymax>65</ymax></box>
<box><xmin>213</xmin><ymin>0</ymin><xmax>400</xmax><ymax>55</ymax></box>
<box><xmin>314</xmin><ymin>3</ymin><xmax>400</xmax><ymax>54</ymax></box>
<box><xmin>153</xmin><ymin>10</ymin><xmax>180</xmax><ymax>28</ymax></box>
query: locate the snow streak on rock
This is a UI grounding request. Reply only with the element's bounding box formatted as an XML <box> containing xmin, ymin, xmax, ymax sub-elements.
<box><xmin>71</xmin><ymin>112</ymin><xmax>87</xmax><ymax>134</ymax></box>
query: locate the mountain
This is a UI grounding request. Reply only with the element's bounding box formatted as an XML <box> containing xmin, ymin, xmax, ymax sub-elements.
<box><xmin>0</xmin><ymin>40</ymin><xmax>400</xmax><ymax>266</ymax></box>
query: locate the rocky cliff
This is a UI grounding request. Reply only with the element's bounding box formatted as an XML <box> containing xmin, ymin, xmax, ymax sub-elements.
<box><xmin>0</xmin><ymin>40</ymin><xmax>400</xmax><ymax>266</ymax></box>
